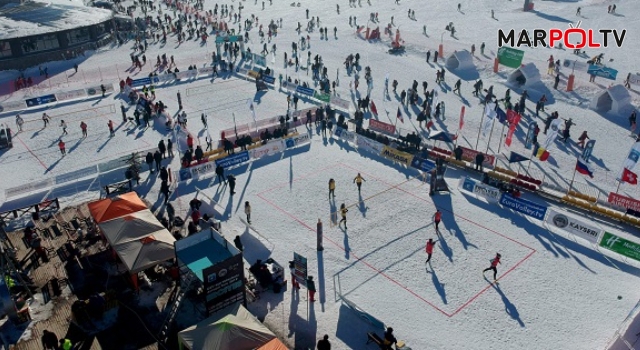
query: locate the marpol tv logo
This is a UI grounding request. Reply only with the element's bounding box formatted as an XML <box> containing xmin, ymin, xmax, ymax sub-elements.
<box><xmin>498</xmin><ymin>21</ymin><xmax>627</xmax><ymax>49</ymax></box>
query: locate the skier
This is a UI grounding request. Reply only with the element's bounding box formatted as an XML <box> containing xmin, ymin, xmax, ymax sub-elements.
<box><xmin>244</xmin><ymin>201</ymin><xmax>251</xmax><ymax>224</ymax></box>
<box><xmin>108</xmin><ymin>120</ymin><xmax>114</xmax><ymax>137</ymax></box>
<box><xmin>60</xmin><ymin>120</ymin><xmax>68</xmax><ymax>135</ymax></box>
<box><xmin>433</xmin><ymin>209</ymin><xmax>442</xmax><ymax>233</ymax></box>
<box><xmin>482</xmin><ymin>253</ymin><xmax>502</xmax><ymax>282</ymax></box>
<box><xmin>58</xmin><ymin>140</ymin><xmax>66</xmax><ymax>156</ymax></box>
<box><xmin>329</xmin><ymin>178</ymin><xmax>336</xmax><ymax>199</ymax></box>
<box><xmin>426</xmin><ymin>50</ymin><xmax>431</xmax><ymax>62</ymax></box>
<box><xmin>15</xmin><ymin>115</ymin><xmax>24</xmax><ymax>132</ymax></box>
<box><xmin>433</xmin><ymin>50</ymin><xmax>438</xmax><ymax>62</ymax></box>
<box><xmin>576</xmin><ymin>7</ymin><xmax>581</xmax><ymax>16</ymax></box>
<box><xmin>339</xmin><ymin>203</ymin><xmax>348</xmax><ymax>228</ymax></box>
<box><xmin>353</xmin><ymin>173</ymin><xmax>366</xmax><ymax>192</ymax></box>
<box><xmin>159</xmin><ymin>166</ymin><xmax>169</xmax><ymax>183</ymax></box>
<box><xmin>80</xmin><ymin>121</ymin><xmax>87</xmax><ymax>138</ymax></box>
<box><xmin>425</xmin><ymin>238</ymin><xmax>439</xmax><ymax>266</ymax></box>
<box><xmin>630</xmin><ymin>110</ymin><xmax>637</xmax><ymax>127</ymax></box>
<box><xmin>480</xmin><ymin>42</ymin><xmax>485</xmax><ymax>55</ymax></box>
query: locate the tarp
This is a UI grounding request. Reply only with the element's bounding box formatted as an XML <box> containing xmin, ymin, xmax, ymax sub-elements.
<box><xmin>507</xmin><ymin>62</ymin><xmax>541</xmax><ymax>87</ymax></box>
<box><xmin>256</xmin><ymin>338</ymin><xmax>289</xmax><ymax>350</ymax></box>
<box><xmin>445</xmin><ymin>50</ymin><xmax>475</xmax><ymax>71</ymax></box>
<box><xmin>178</xmin><ymin>304</ymin><xmax>276</xmax><ymax>350</ymax></box>
<box><xmin>589</xmin><ymin>84</ymin><xmax>632</xmax><ymax>114</ymax></box>
<box><xmin>98</xmin><ymin>209</ymin><xmax>175</xmax><ymax>273</ymax></box>
<box><xmin>88</xmin><ymin>192</ymin><xmax>147</xmax><ymax>223</ymax></box>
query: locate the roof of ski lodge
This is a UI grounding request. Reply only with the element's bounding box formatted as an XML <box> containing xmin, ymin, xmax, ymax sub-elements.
<box><xmin>0</xmin><ymin>0</ymin><xmax>113</xmax><ymax>40</ymax></box>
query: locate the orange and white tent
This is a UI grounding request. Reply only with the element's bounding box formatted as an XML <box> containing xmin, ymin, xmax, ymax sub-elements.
<box><xmin>88</xmin><ymin>191</ymin><xmax>147</xmax><ymax>223</ymax></box>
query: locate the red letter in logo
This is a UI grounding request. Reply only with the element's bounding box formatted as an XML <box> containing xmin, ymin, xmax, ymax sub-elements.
<box><xmin>564</xmin><ymin>28</ymin><xmax>586</xmax><ymax>49</ymax></box>
<box><xmin>587</xmin><ymin>29</ymin><xmax>601</xmax><ymax>48</ymax></box>
<box><xmin>548</xmin><ymin>29</ymin><xmax>563</xmax><ymax>48</ymax></box>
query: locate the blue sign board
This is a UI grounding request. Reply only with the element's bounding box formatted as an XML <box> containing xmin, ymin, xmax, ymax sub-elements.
<box><xmin>410</xmin><ymin>157</ymin><xmax>436</xmax><ymax>172</ymax></box>
<box><xmin>25</xmin><ymin>94</ymin><xmax>57</xmax><ymax>107</ymax></box>
<box><xmin>131</xmin><ymin>77</ymin><xmax>158</xmax><ymax>87</ymax></box>
<box><xmin>461</xmin><ymin>177</ymin><xmax>476</xmax><ymax>192</ymax></box>
<box><xmin>499</xmin><ymin>193</ymin><xmax>547</xmax><ymax>220</ymax></box>
<box><xmin>215</xmin><ymin>151</ymin><xmax>250</xmax><ymax>168</ymax></box>
<box><xmin>178</xmin><ymin>168</ymin><xmax>193</xmax><ymax>182</ymax></box>
<box><xmin>587</xmin><ymin>65</ymin><xmax>618</xmax><ymax>80</ymax></box>
<box><xmin>296</xmin><ymin>85</ymin><xmax>315</xmax><ymax>96</ymax></box>
<box><xmin>262</xmin><ymin>75</ymin><xmax>275</xmax><ymax>84</ymax></box>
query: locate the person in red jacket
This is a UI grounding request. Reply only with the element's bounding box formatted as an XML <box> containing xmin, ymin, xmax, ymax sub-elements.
<box><xmin>80</xmin><ymin>121</ymin><xmax>87</xmax><ymax>138</ymax></box>
<box><xmin>433</xmin><ymin>209</ymin><xmax>442</xmax><ymax>233</ymax></box>
<box><xmin>483</xmin><ymin>253</ymin><xmax>502</xmax><ymax>282</ymax></box>
<box><xmin>58</xmin><ymin>140</ymin><xmax>66</xmax><ymax>156</ymax></box>
<box><xmin>425</xmin><ymin>238</ymin><xmax>439</xmax><ymax>269</ymax></box>
<box><xmin>107</xmin><ymin>120</ymin><xmax>114</xmax><ymax>137</ymax></box>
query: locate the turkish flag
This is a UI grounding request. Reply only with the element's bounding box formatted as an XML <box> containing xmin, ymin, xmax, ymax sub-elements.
<box><xmin>622</xmin><ymin>168</ymin><xmax>638</xmax><ymax>185</ymax></box>
<box><xmin>370</xmin><ymin>100</ymin><xmax>378</xmax><ymax>117</ymax></box>
<box><xmin>459</xmin><ymin>106</ymin><xmax>465</xmax><ymax>130</ymax></box>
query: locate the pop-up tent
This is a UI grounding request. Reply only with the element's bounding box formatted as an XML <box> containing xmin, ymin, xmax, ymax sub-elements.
<box><xmin>88</xmin><ymin>191</ymin><xmax>147</xmax><ymax>223</ymax></box>
<box><xmin>507</xmin><ymin>62</ymin><xmax>541</xmax><ymax>87</ymax></box>
<box><xmin>98</xmin><ymin>209</ymin><xmax>175</xmax><ymax>273</ymax></box>
<box><xmin>178</xmin><ymin>304</ymin><xmax>279</xmax><ymax>350</ymax></box>
<box><xmin>256</xmin><ymin>338</ymin><xmax>289</xmax><ymax>350</ymax></box>
<box><xmin>445</xmin><ymin>50</ymin><xmax>475</xmax><ymax>71</ymax></box>
<box><xmin>589</xmin><ymin>84</ymin><xmax>631</xmax><ymax>114</ymax></box>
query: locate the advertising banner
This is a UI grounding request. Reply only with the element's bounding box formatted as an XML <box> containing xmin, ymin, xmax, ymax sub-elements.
<box><xmin>189</xmin><ymin>161</ymin><xmax>217</xmax><ymax>179</ymax></box>
<box><xmin>98</xmin><ymin>154</ymin><xmax>131</xmax><ymax>173</ymax></box>
<box><xmin>198</xmin><ymin>67</ymin><xmax>215</xmax><ymax>75</ymax></box>
<box><xmin>175</xmin><ymin>70</ymin><xmax>198</xmax><ymax>80</ymax></box>
<box><xmin>314</xmin><ymin>91</ymin><xmax>331</xmax><ymax>103</ymax></box>
<box><xmin>368</xmin><ymin>119</ymin><xmax>396</xmax><ymax>135</ymax></box>
<box><xmin>130</xmin><ymin>77</ymin><xmax>152</xmax><ymax>87</ymax></box>
<box><xmin>497</xmin><ymin>47</ymin><xmax>525</xmax><ymax>68</ymax></box>
<box><xmin>356</xmin><ymin>135</ymin><xmax>384</xmax><ymax>154</ymax></box>
<box><xmin>293</xmin><ymin>252</ymin><xmax>308</xmax><ymax>287</ymax></box>
<box><xmin>600</xmin><ymin>232</ymin><xmax>640</xmax><ymax>262</ymax></box>
<box><xmin>460</xmin><ymin>177</ymin><xmax>501</xmax><ymax>202</ymax></box>
<box><xmin>587</xmin><ymin>65</ymin><xmax>618</xmax><ymax>80</ymax></box>
<box><xmin>296</xmin><ymin>85</ymin><xmax>315</xmax><ymax>96</ymax></box>
<box><xmin>608</xmin><ymin>192</ymin><xmax>640</xmax><ymax>212</ymax></box>
<box><xmin>262</xmin><ymin>75</ymin><xmax>276</xmax><ymax>84</ymax></box>
<box><xmin>284</xmin><ymin>133</ymin><xmax>311</xmax><ymax>148</ymax></box>
<box><xmin>380</xmin><ymin>146</ymin><xmax>413</xmax><ymax>166</ymax></box>
<box><xmin>0</xmin><ymin>100</ymin><xmax>26</xmax><ymax>113</ymax></box>
<box><xmin>55</xmin><ymin>89</ymin><xmax>88</xmax><ymax>102</ymax></box>
<box><xmin>544</xmin><ymin>208</ymin><xmax>602</xmax><ymax>243</ymax></box>
<box><xmin>499</xmin><ymin>193</ymin><xmax>547</xmax><ymax>220</ymax></box>
<box><xmin>250</xmin><ymin>140</ymin><xmax>285</xmax><ymax>159</ymax></box>
<box><xmin>330</xmin><ymin>95</ymin><xmax>350</xmax><ymax>111</ymax></box>
<box><xmin>247</xmin><ymin>70</ymin><xmax>260</xmax><ymax>79</ymax></box>
<box><xmin>54</xmin><ymin>165</ymin><xmax>98</xmax><ymax>185</ymax></box>
<box><xmin>25</xmin><ymin>94</ymin><xmax>57</xmax><ymax>107</ymax></box>
<box><xmin>86</xmin><ymin>83</ymin><xmax>115</xmax><ymax>96</ymax></box>
<box><xmin>460</xmin><ymin>146</ymin><xmax>495</xmax><ymax>166</ymax></box>
<box><xmin>524</xmin><ymin>122</ymin><xmax>537</xmax><ymax>150</ymax></box>
<box><xmin>203</xmin><ymin>254</ymin><xmax>246</xmax><ymax>316</ymax></box>
<box><xmin>178</xmin><ymin>168</ymin><xmax>193</xmax><ymax>182</ymax></box>
<box><xmin>281</xmin><ymin>81</ymin><xmax>298</xmax><ymax>93</ymax></box>
<box><xmin>410</xmin><ymin>157</ymin><xmax>436</xmax><ymax>173</ymax></box>
<box><xmin>5</xmin><ymin>179</ymin><xmax>53</xmax><ymax>198</ymax></box>
<box><xmin>334</xmin><ymin>127</ymin><xmax>356</xmax><ymax>143</ymax></box>
<box><xmin>562</xmin><ymin>59</ymin><xmax>588</xmax><ymax>72</ymax></box>
<box><xmin>253</xmin><ymin>54</ymin><xmax>267</xmax><ymax>67</ymax></box>
<box><xmin>215</xmin><ymin>151</ymin><xmax>250</xmax><ymax>168</ymax></box>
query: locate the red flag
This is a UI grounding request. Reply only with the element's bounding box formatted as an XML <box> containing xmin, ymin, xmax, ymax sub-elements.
<box><xmin>459</xmin><ymin>106</ymin><xmax>465</xmax><ymax>130</ymax></box>
<box><xmin>622</xmin><ymin>168</ymin><xmax>638</xmax><ymax>185</ymax></box>
<box><xmin>397</xmin><ymin>107</ymin><xmax>404</xmax><ymax>123</ymax></box>
<box><xmin>426</xmin><ymin>120</ymin><xmax>434</xmax><ymax>130</ymax></box>
<box><xmin>505</xmin><ymin>123</ymin><xmax>517</xmax><ymax>147</ymax></box>
<box><xmin>370</xmin><ymin>100</ymin><xmax>378</xmax><ymax>116</ymax></box>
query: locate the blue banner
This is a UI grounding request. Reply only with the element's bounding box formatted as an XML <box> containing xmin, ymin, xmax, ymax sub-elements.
<box><xmin>215</xmin><ymin>151</ymin><xmax>250</xmax><ymax>168</ymax></box>
<box><xmin>25</xmin><ymin>94</ymin><xmax>57</xmax><ymax>107</ymax></box>
<box><xmin>587</xmin><ymin>65</ymin><xmax>618</xmax><ymax>80</ymax></box>
<box><xmin>179</xmin><ymin>168</ymin><xmax>193</xmax><ymax>182</ymax></box>
<box><xmin>262</xmin><ymin>75</ymin><xmax>275</xmax><ymax>84</ymax></box>
<box><xmin>410</xmin><ymin>157</ymin><xmax>436</xmax><ymax>172</ymax></box>
<box><xmin>461</xmin><ymin>177</ymin><xmax>476</xmax><ymax>192</ymax></box>
<box><xmin>499</xmin><ymin>193</ymin><xmax>547</xmax><ymax>220</ymax></box>
<box><xmin>131</xmin><ymin>77</ymin><xmax>159</xmax><ymax>87</ymax></box>
<box><xmin>296</xmin><ymin>85</ymin><xmax>315</xmax><ymax>96</ymax></box>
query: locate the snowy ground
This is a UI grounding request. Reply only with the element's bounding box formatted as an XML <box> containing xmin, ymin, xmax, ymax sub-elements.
<box><xmin>2</xmin><ymin>0</ymin><xmax>640</xmax><ymax>349</ymax></box>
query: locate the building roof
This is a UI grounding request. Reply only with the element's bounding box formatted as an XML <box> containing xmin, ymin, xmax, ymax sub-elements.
<box><xmin>0</xmin><ymin>0</ymin><xmax>113</xmax><ymax>41</ymax></box>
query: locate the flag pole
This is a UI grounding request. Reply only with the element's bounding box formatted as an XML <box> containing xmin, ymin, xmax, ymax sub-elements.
<box><xmin>526</xmin><ymin>157</ymin><xmax>533</xmax><ymax>172</ymax></box>
<box><xmin>615</xmin><ymin>179</ymin><xmax>622</xmax><ymax>194</ymax></box>
<box><xmin>567</xmin><ymin>159</ymin><xmax>578</xmax><ymax>195</ymax></box>
<box><xmin>475</xmin><ymin>108</ymin><xmax>485</xmax><ymax>150</ymax></box>
<box><xmin>485</xmin><ymin>117</ymin><xmax>496</xmax><ymax>154</ymax></box>
<box><xmin>497</xmin><ymin>123</ymin><xmax>507</xmax><ymax>154</ymax></box>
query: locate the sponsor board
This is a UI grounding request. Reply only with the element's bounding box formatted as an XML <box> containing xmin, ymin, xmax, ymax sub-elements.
<box><xmin>296</xmin><ymin>85</ymin><xmax>315</xmax><ymax>96</ymax></box>
<box><xmin>608</xmin><ymin>192</ymin><xmax>640</xmax><ymax>212</ymax></box>
<box><xmin>203</xmin><ymin>253</ymin><xmax>245</xmax><ymax>316</ymax></box>
<box><xmin>356</xmin><ymin>135</ymin><xmax>384</xmax><ymax>154</ymax></box>
<box><xmin>281</xmin><ymin>81</ymin><xmax>298</xmax><ymax>93</ymax></box>
<box><xmin>0</xmin><ymin>100</ymin><xmax>26</xmax><ymax>113</ymax></box>
<box><xmin>496</xmin><ymin>47</ymin><xmax>524</xmax><ymax>68</ymax></box>
<box><xmin>215</xmin><ymin>151</ymin><xmax>250</xmax><ymax>168</ymax></box>
<box><xmin>262</xmin><ymin>75</ymin><xmax>276</xmax><ymax>84</ymax></box>
<box><xmin>380</xmin><ymin>146</ymin><xmax>413</xmax><ymax>166</ymax></box>
<box><xmin>600</xmin><ymin>232</ymin><xmax>640</xmax><ymax>262</ymax></box>
<box><xmin>178</xmin><ymin>168</ymin><xmax>193</xmax><ymax>182</ymax></box>
<box><xmin>250</xmin><ymin>140</ymin><xmax>285</xmax><ymax>159</ymax></box>
<box><xmin>334</xmin><ymin>127</ymin><xmax>356</xmax><ymax>143</ymax></box>
<box><xmin>330</xmin><ymin>95</ymin><xmax>350</xmax><ymax>111</ymax></box>
<box><xmin>175</xmin><ymin>70</ymin><xmax>198</xmax><ymax>80</ymax></box>
<box><xmin>55</xmin><ymin>89</ymin><xmax>87</xmax><ymax>102</ymax></box>
<box><xmin>460</xmin><ymin>177</ymin><xmax>501</xmax><ymax>202</ymax></box>
<box><xmin>284</xmin><ymin>133</ymin><xmax>311</xmax><ymax>148</ymax></box>
<box><xmin>499</xmin><ymin>193</ymin><xmax>547</xmax><ymax>220</ymax></box>
<box><xmin>189</xmin><ymin>161</ymin><xmax>217</xmax><ymax>179</ymax></box>
<box><xmin>544</xmin><ymin>208</ymin><xmax>601</xmax><ymax>243</ymax></box>
<box><xmin>86</xmin><ymin>83</ymin><xmax>115</xmax><ymax>96</ymax></box>
<box><xmin>314</xmin><ymin>91</ymin><xmax>331</xmax><ymax>103</ymax></box>
<box><xmin>247</xmin><ymin>70</ymin><xmax>260</xmax><ymax>79</ymax></box>
<box><xmin>369</xmin><ymin>119</ymin><xmax>396</xmax><ymax>135</ymax></box>
<box><xmin>410</xmin><ymin>156</ymin><xmax>436</xmax><ymax>173</ymax></box>
<box><xmin>97</xmin><ymin>155</ymin><xmax>132</xmax><ymax>173</ymax></box>
<box><xmin>5</xmin><ymin>179</ymin><xmax>53</xmax><ymax>198</ymax></box>
<box><xmin>54</xmin><ymin>165</ymin><xmax>98</xmax><ymax>185</ymax></box>
<box><xmin>587</xmin><ymin>65</ymin><xmax>618</xmax><ymax>80</ymax></box>
<box><xmin>293</xmin><ymin>252</ymin><xmax>308</xmax><ymax>287</ymax></box>
<box><xmin>25</xmin><ymin>94</ymin><xmax>57</xmax><ymax>107</ymax></box>
<box><xmin>460</xmin><ymin>146</ymin><xmax>495</xmax><ymax>166</ymax></box>
<box><xmin>198</xmin><ymin>67</ymin><xmax>215</xmax><ymax>75</ymax></box>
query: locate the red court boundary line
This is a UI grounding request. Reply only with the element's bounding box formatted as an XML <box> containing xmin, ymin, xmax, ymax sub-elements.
<box><xmin>257</xmin><ymin>163</ymin><xmax>537</xmax><ymax>317</ymax></box>
<box><xmin>14</xmin><ymin>134</ymin><xmax>48</xmax><ymax>170</ymax></box>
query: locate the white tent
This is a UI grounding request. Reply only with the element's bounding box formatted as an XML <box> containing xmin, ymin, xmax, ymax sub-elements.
<box><xmin>445</xmin><ymin>50</ymin><xmax>475</xmax><ymax>71</ymax></box>
<box><xmin>178</xmin><ymin>304</ymin><xmax>277</xmax><ymax>350</ymax></box>
<box><xmin>507</xmin><ymin>62</ymin><xmax>541</xmax><ymax>87</ymax></box>
<box><xmin>98</xmin><ymin>209</ymin><xmax>176</xmax><ymax>273</ymax></box>
<box><xmin>589</xmin><ymin>84</ymin><xmax>632</xmax><ymax>114</ymax></box>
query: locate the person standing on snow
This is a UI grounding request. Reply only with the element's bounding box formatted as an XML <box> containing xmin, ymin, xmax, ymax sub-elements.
<box><xmin>353</xmin><ymin>173</ymin><xmax>366</xmax><ymax>193</ymax></box>
<box><xmin>107</xmin><ymin>120</ymin><xmax>115</xmax><ymax>137</ymax></box>
<box><xmin>167</xmin><ymin>138</ymin><xmax>174</xmax><ymax>157</ymax></box>
<box><xmin>433</xmin><ymin>209</ymin><xmax>442</xmax><ymax>233</ymax></box>
<box><xmin>42</xmin><ymin>113</ymin><xmax>51</xmax><ymax>128</ymax></box>
<box><xmin>425</xmin><ymin>238</ymin><xmax>439</xmax><ymax>266</ymax></box>
<box><xmin>158</xmin><ymin>139</ymin><xmax>167</xmax><ymax>158</ymax></box>
<box><xmin>328</xmin><ymin>178</ymin><xmax>336</xmax><ymax>199</ymax></box>
<box><xmin>80</xmin><ymin>121</ymin><xmax>87</xmax><ymax>138</ymax></box>
<box><xmin>58</xmin><ymin>140</ymin><xmax>66</xmax><ymax>156</ymax></box>
<box><xmin>145</xmin><ymin>152</ymin><xmax>154</xmax><ymax>172</ymax></box>
<box><xmin>483</xmin><ymin>253</ymin><xmax>502</xmax><ymax>282</ymax></box>
<box><xmin>339</xmin><ymin>203</ymin><xmax>348</xmax><ymax>228</ymax></box>
<box><xmin>244</xmin><ymin>201</ymin><xmax>252</xmax><ymax>224</ymax></box>
<box><xmin>15</xmin><ymin>115</ymin><xmax>24</xmax><ymax>132</ymax></box>
<box><xmin>154</xmin><ymin>150</ymin><xmax>162</xmax><ymax>172</ymax></box>
<box><xmin>289</xmin><ymin>261</ymin><xmax>300</xmax><ymax>289</ymax></box>
<box><xmin>60</xmin><ymin>120</ymin><xmax>68</xmax><ymax>135</ymax></box>
<box><xmin>577</xmin><ymin>131</ymin><xmax>590</xmax><ymax>148</ymax></box>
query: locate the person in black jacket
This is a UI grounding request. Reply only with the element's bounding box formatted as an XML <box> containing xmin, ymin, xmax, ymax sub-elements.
<box><xmin>154</xmin><ymin>150</ymin><xmax>162</xmax><ymax>172</ymax></box>
<box><xmin>194</xmin><ymin>145</ymin><xmax>204</xmax><ymax>162</ymax></box>
<box><xmin>160</xmin><ymin>166</ymin><xmax>169</xmax><ymax>182</ymax></box>
<box><xmin>454</xmin><ymin>146</ymin><xmax>463</xmax><ymax>161</ymax></box>
<box><xmin>145</xmin><ymin>152</ymin><xmax>154</xmax><ymax>172</ymax></box>
<box><xmin>317</xmin><ymin>335</ymin><xmax>331</xmax><ymax>350</ymax></box>
<box><xmin>216</xmin><ymin>165</ymin><xmax>225</xmax><ymax>184</ymax></box>
<box><xmin>167</xmin><ymin>138</ymin><xmax>174</xmax><ymax>157</ymax></box>
<box><xmin>227</xmin><ymin>174</ymin><xmax>237</xmax><ymax>195</ymax></box>
<box><xmin>160</xmin><ymin>180</ymin><xmax>170</xmax><ymax>203</ymax></box>
<box><xmin>383</xmin><ymin>327</ymin><xmax>397</xmax><ymax>350</ymax></box>
<box><xmin>158</xmin><ymin>139</ymin><xmax>167</xmax><ymax>158</ymax></box>
<box><xmin>475</xmin><ymin>152</ymin><xmax>485</xmax><ymax>171</ymax></box>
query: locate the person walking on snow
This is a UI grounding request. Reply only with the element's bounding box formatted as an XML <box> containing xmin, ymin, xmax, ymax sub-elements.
<box><xmin>425</xmin><ymin>238</ymin><xmax>439</xmax><ymax>266</ymax></box>
<box><xmin>108</xmin><ymin>120</ymin><xmax>115</xmax><ymax>137</ymax></box>
<box><xmin>328</xmin><ymin>178</ymin><xmax>336</xmax><ymax>199</ymax></box>
<box><xmin>60</xmin><ymin>120</ymin><xmax>68</xmax><ymax>135</ymax></box>
<box><xmin>42</xmin><ymin>113</ymin><xmax>51</xmax><ymax>127</ymax></box>
<box><xmin>339</xmin><ymin>203</ymin><xmax>348</xmax><ymax>228</ymax></box>
<box><xmin>433</xmin><ymin>209</ymin><xmax>442</xmax><ymax>233</ymax></box>
<box><xmin>80</xmin><ymin>121</ymin><xmax>87</xmax><ymax>138</ymax></box>
<box><xmin>307</xmin><ymin>276</ymin><xmax>316</xmax><ymax>302</ymax></box>
<box><xmin>483</xmin><ymin>253</ymin><xmax>502</xmax><ymax>282</ymax></box>
<box><xmin>577</xmin><ymin>131</ymin><xmax>590</xmax><ymax>148</ymax></box>
<box><xmin>244</xmin><ymin>201</ymin><xmax>252</xmax><ymax>224</ymax></box>
<box><xmin>289</xmin><ymin>261</ymin><xmax>300</xmax><ymax>289</ymax></box>
<box><xmin>58</xmin><ymin>140</ymin><xmax>66</xmax><ymax>156</ymax></box>
<box><xmin>353</xmin><ymin>173</ymin><xmax>366</xmax><ymax>193</ymax></box>
<box><xmin>15</xmin><ymin>115</ymin><xmax>24</xmax><ymax>132</ymax></box>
